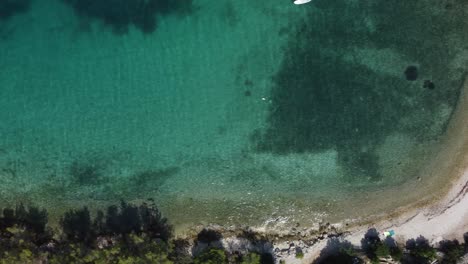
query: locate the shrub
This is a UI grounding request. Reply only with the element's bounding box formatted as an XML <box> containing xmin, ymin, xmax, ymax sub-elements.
<box><xmin>49</xmin><ymin>234</ymin><xmax>172</xmax><ymax>264</ymax></box>
<box><xmin>168</xmin><ymin>239</ymin><xmax>192</xmax><ymax>264</ymax></box>
<box><xmin>241</xmin><ymin>252</ymin><xmax>261</xmax><ymax>264</ymax></box>
<box><xmin>2</xmin><ymin>208</ymin><xmax>15</xmax><ymax>228</ymax></box>
<box><xmin>1</xmin><ymin>201</ymin><xmax>175</xmax><ymax>263</ymax></box>
<box><xmin>194</xmin><ymin>248</ymin><xmax>228</xmax><ymax>264</ymax></box>
<box><xmin>0</xmin><ymin>248</ymin><xmax>36</xmax><ymax>264</ymax></box>
<box><xmin>117</xmin><ymin>201</ymin><xmax>141</xmax><ymax>236</ymax></box>
<box><xmin>60</xmin><ymin>207</ymin><xmax>93</xmax><ymax>243</ymax></box>
<box><xmin>7</xmin><ymin>204</ymin><xmax>51</xmax><ymax>245</ymax></box>
<box><xmin>59</xmin><ymin>201</ymin><xmax>172</xmax><ymax>243</ymax></box>
<box><xmin>389</xmin><ymin>245</ymin><xmax>403</xmax><ymax>261</ymax></box>
<box><xmin>361</xmin><ymin>228</ymin><xmax>381</xmax><ymax>260</ymax></box>
<box><xmin>295</xmin><ymin>247</ymin><xmax>304</xmax><ymax>259</ymax></box>
<box><xmin>104</xmin><ymin>201</ymin><xmax>142</xmax><ymax>236</ymax></box>
<box><xmin>105</xmin><ymin>205</ymin><xmax>121</xmax><ymax>235</ymax></box>
<box><xmin>15</xmin><ymin>204</ymin><xmax>48</xmax><ymax>235</ymax></box>
<box><xmin>405</xmin><ymin>236</ymin><xmax>437</xmax><ymax>263</ymax></box>
<box><xmin>120</xmin><ymin>234</ymin><xmax>172</xmax><ymax>263</ymax></box>
<box><xmin>439</xmin><ymin>239</ymin><xmax>464</xmax><ymax>264</ymax></box>
<box><xmin>0</xmin><ymin>225</ymin><xmax>40</xmax><ymax>264</ymax></box>
<box><xmin>375</xmin><ymin>242</ymin><xmax>390</xmax><ymax>258</ymax></box>
<box><xmin>92</xmin><ymin>210</ymin><xmax>105</xmax><ymax>235</ymax></box>
<box><xmin>139</xmin><ymin>202</ymin><xmax>172</xmax><ymax>242</ymax></box>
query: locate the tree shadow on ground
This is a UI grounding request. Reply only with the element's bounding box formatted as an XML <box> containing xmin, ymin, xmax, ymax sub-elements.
<box><xmin>360</xmin><ymin>228</ymin><xmax>380</xmax><ymax>260</ymax></box>
<box><xmin>59</xmin><ymin>200</ymin><xmax>173</xmax><ymax>249</ymax></box>
<box><xmin>402</xmin><ymin>236</ymin><xmax>437</xmax><ymax>264</ymax></box>
<box><xmin>0</xmin><ymin>203</ymin><xmax>51</xmax><ymax>245</ymax></box>
<box><xmin>438</xmin><ymin>239</ymin><xmax>465</xmax><ymax>264</ymax></box>
<box><xmin>192</xmin><ymin>228</ymin><xmax>224</xmax><ymax>255</ymax></box>
<box><xmin>233</xmin><ymin>229</ymin><xmax>275</xmax><ymax>264</ymax></box>
<box><xmin>313</xmin><ymin>237</ymin><xmax>363</xmax><ymax>264</ymax></box>
<box><xmin>191</xmin><ymin>228</ymin><xmax>229</xmax><ymax>263</ymax></box>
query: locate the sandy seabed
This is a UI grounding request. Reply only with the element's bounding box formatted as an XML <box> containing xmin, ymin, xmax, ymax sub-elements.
<box><xmin>178</xmin><ymin>77</ymin><xmax>467</xmax><ymax>264</ymax></box>
<box><xmin>203</xmin><ymin>76</ymin><xmax>468</xmax><ymax>264</ymax></box>
<box><xmin>288</xmin><ymin>75</ymin><xmax>468</xmax><ymax>263</ymax></box>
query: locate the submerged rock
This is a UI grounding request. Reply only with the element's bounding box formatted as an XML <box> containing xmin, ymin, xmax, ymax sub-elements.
<box><xmin>424</xmin><ymin>80</ymin><xmax>435</xmax><ymax>90</ymax></box>
<box><xmin>404</xmin><ymin>65</ymin><xmax>419</xmax><ymax>81</ymax></box>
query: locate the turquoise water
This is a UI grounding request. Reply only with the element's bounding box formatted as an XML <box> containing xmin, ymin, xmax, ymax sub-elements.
<box><xmin>0</xmin><ymin>0</ymin><xmax>467</xmax><ymax>230</ymax></box>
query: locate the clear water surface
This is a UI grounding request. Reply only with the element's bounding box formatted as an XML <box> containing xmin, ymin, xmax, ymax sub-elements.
<box><xmin>0</xmin><ymin>0</ymin><xmax>467</xmax><ymax>231</ymax></box>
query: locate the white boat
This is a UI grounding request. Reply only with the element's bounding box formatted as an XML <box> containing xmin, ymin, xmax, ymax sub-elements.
<box><xmin>294</xmin><ymin>0</ymin><xmax>312</xmax><ymax>4</ymax></box>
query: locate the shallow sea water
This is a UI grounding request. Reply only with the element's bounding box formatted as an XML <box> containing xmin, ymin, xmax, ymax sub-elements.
<box><xmin>0</xmin><ymin>0</ymin><xmax>467</xmax><ymax>231</ymax></box>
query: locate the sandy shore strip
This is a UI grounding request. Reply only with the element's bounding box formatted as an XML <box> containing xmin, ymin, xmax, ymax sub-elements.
<box><xmin>281</xmin><ymin>77</ymin><xmax>468</xmax><ymax>263</ymax></box>
<box><xmin>181</xmin><ymin>77</ymin><xmax>468</xmax><ymax>263</ymax></box>
<box><xmin>203</xmin><ymin>86</ymin><xmax>467</xmax><ymax>264</ymax></box>
<box><xmin>347</xmin><ymin>75</ymin><xmax>468</xmax><ymax>243</ymax></box>
<box><xmin>272</xmin><ymin>166</ymin><xmax>467</xmax><ymax>264</ymax></box>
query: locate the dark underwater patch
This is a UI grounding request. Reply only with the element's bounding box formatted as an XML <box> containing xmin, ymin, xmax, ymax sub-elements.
<box><xmin>404</xmin><ymin>66</ymin><xmax>418</xmax><ymax>81</ymax></box>
<box><xmin>62</xmin><ymin>0</ymin><xmax>194</xmax><ymax>35</ymax></box>
<box><xmin>69</xmin><ymin>156</ymin><xmax>109</xmax><ymax>185</ymax></box>
<box><xmin>230</xmin><ymin>165</ymin><xmax>280</xmax><ymax>186</ymax></box>
<box><xmin>131</xmin><ymin>167</ymin><xmax>179</xmax><ymax>190</ymax></box>
<box><xmin>253</xmin><ymin>0</ymin><xmax>467</xmax><ymax>179</ymax></box>
<box><xmin>0</xmin><ymin>0</ymin><xmax>31</xmax><ymax>21</ymax></box>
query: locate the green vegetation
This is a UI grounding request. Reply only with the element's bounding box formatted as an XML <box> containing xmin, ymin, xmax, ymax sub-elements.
<box><xmin>240</xmin><ymin>252</ymin><xmax>261</xmax><ymax>264</ymax></box>
<box><xmin>439</xmin><ymin>239</ymin><xmax>465</xmax><ymax>264</ymax></box>
<box><xmin>48</xmin><ymin>234</ymin><xmax>172</xmax><ymax>264</ymax></box>
<box><xmin>360</xmin><ymin>228</ymin><xmax>404</xmax><ymax>263</ymax></box>
<box><xmin>314</xmin><ymin>231</ymin><xmax>467</xmax><ymax>264</ymax></box>
<box><xmin>193</xmin><ymin>248</ymin><xmax>228</xmax><ymax>264</ymax></box>
<box><xmin>1</xmin><ymin>201</ymin><xmax>174</xmax><ymax>263</ymax></box>
<box><xmin>405</xmin><ymin>236</ymin><xmax>438</xmax><ymax>263</ymax></box>
<box><xmin>389</xmin><ymin>243</ymin><xmax>403</xmax><ymax>261</ymax></box>
<box><xmin>374</xmin><ymin>242</ymin><xmax>390</xmax><ymax>258</ymax></box>
<box><xmin>0</xmin><ymin>201</ymin><xmax>274</xmax><ymax>263</ymax></box>
<box><xmin>295</xmin><ymin>248</ymin><xmax>304</xmax><ymax>259</ymax></box>
<box><xmin>0</xmin><ymin>203</ymin><xmax>466</xmax><ymax>263</ymax></box>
